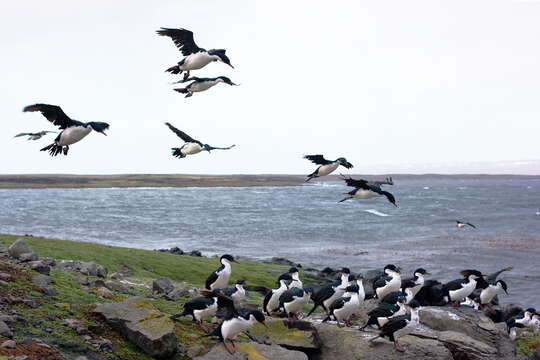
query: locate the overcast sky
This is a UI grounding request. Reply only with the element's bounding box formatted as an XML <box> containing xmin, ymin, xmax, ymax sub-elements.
<box><xmin>1</xmin><ymin>0</ymin><xmax>540</xmax><ymax>175</ymax></box>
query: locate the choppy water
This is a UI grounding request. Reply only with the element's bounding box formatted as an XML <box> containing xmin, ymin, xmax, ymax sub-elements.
<box><xmin>1</xmin><ymin>177</ymin><xmax>539</xmax><ymax>307</ymax></box>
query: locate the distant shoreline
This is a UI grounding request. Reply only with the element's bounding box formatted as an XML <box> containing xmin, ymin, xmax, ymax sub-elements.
<box><xmin>0</xmin><ymin>173</ymin><xmax>538</xmax><ymax>189</ymax></box>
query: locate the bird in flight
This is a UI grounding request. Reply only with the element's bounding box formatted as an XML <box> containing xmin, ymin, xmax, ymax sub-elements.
<box><xmin>303</xmin><ymin>155</ymin><xmax>353</xmax><ymax>182</ymax></box>
<box><xmin>14</xmin><ymin>131</ymin><xmax>57</xmax><ymax>141</ymax></box>
<box><xmin>339</xmin><ymin>175</ymin><xmax>397</xmax><ymax>207</ymax></box>
<box><xmin>173</xmin><ymin>76</ymin><xmax>238</xmax><ymax>98</ymax></box>
<box><xmin>165</xmin><ymin>122</ymin><xmax>235</xmax><ymax>159</ymax></box>
<box><xmin>456</xmin><ymin>220</ymin><xmax>476</xmax><ymax>229</ymax></box>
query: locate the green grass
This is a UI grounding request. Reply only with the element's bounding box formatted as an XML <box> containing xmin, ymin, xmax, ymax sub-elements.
<box><xmin>516</xmin><ymin>333</ymin><xmax>540</xmax><ymax>356</ymax></box>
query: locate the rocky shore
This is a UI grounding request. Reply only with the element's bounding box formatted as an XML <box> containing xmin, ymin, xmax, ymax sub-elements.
<box><xmin>0</xmin><ymin>235</ymin><xmax>538</xmax><ymax>360</ymax></box>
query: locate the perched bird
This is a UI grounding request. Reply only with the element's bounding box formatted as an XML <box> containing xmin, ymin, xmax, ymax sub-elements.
<box><xmin>530</xmin><ymin>313</ymin><xmax>540</xmax><ymax>334</ymax></box>
<box><xmin>14</xmin><ymin>131</ymin><xmax>56</xmax><ymax>140</ymax></box>
<box><xmin>287</xmin><ymin>267</ymin><xmax>303</xmax><ymax>289</ymax></box>
<box><xmin>479</xmin><ymin>280</ymin><xmax>508</xmax><ymax>310</ymax></box>
<box><xmin>507</xmin><ymin>308</ymin><xmax>536</xmax><ymax>340</ymax></box>
<box><xmin>218</xmin><ymin>279</ymin><xmax>247</xmax><ymax>306</ymax></box>
<box><xmin>373</xmin><ymin>264</ymin><xmax>402</xmax><ymax>299</ymax></box>
<box><xmin>263</xmin><ymin>273</ymin><xmax>292</xmax><ymax>315</ymax></box>
<box><xmin>339</xmin><ymin>175</ymin><xmax>397</xmax><ymax>207</ymax></box>
<box><xmin>460</xmin><ymin>293</ymin><xmax>481</xmax><ymax>310</ymax></box>
<box><xmin>23</xmin><ymin>104</ymin><xmax>109</xmax><ymax>156</ymax></box>
<box><xmin>456</xmin><ymin>220</ymin><xmax>476</xmax><ymax>229</ymax></box>
<box><xmin>303</xmin><ymin>155</ymin><xmax>353</xmax><ymax>182</ymax></box>
<box><xmin>156</xmin><ymin>27</ymin><xmax>233</xmax><ymax>80</ymax></box>
<box><xmin>173</xmin><ymin>76</ymin><xmax>238</xmax><ymax>97</ymax></box>
<box><xmin>381</xmin><ymin>279</ymin><xmax>417</xmax><ymax>305</ymax></box>
<box><xmin>369</xmin><ymin>300</ymin><xmax>421</xmax><ymax>352</ymax></box>
<box><xmin>307</xmin><ymin>268</ymin><xmax>352</xmax><ymax>316</ymax></box>
<box><xmin>170</xmin><ymin>289</ymin><xmax>225</xmax><ymax>331</ymax></box>
<box><xmin>165</xmin><ymin>122</ymin><xmax>235</xmax><ymax>158</ymax></box>
<box><xmin>323</xmin><ymin>283</ymin><xmax>362</xmax><ymax>327</ymax></box>
<box><xmin>442</xmin><ymin>270</ymin><xmax>486</xmax><ymax>306</ymax></box>
<box><xmin>361</xmin><ymin>296</ymin><xmax>408</xmax><ymax>330</ymax></box>
<box><xmin>279</xmin><ymin>287</ymin><xmax>314</xmax><ymax>320</ymax></box>
<box><xmin>402</xmin><ymin>268</ymin><xmax>429</xmax><ymax>298</ymax></box>
<box><xmin>205</xmin><ymin>254</ymin><xmax>238</xmax><ymax>290</ymax></box>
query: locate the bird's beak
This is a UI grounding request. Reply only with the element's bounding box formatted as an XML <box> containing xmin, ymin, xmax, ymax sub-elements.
<box><xmin>228</xmin><ymin>63</ymin><xmax>234</xmax><ymax>69</ymax></box>
<box><xmin>425</xmin><ymin>272</ymin><xmax>431</xmax><ymax>275</ymax></box>
<box><xmin>393</xmin><ymin>203</ymin><xmax>398</xmax><ymax>207</ymax></box>
<box><xmin>100</xmin><ymin>131</ymin><xmax>107</xmax><ymax>136</ymax></box>
<box><xmin>229</xmin><ymin>81</ymin><xmax>238</xmax><ymax>86</ymax></box>
<box><xmin>232</xmin><ymin>259</ymin><xmax>239</xmax><ymax>263</ymax></box>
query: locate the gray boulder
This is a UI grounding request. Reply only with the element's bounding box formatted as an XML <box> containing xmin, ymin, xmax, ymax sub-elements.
<box><xmin>93</xmin><ymin>297</ymin><xmax>177</xmax><ymax>358</ymax></box>
<box><xmin>56</xmin><ymin>260</ymin><xmax>107</xmax><ymax>278</ymax></box>
<box><xmin>8</xmin><ymin>238</ymin><xmax>37</xmax><ymax>260</ymax></box>
<box><xmin>194</xmin><ymin>342</ymin><xmax>308</xmax><ymax>360</ymax></box>
<box><xmin>117</xmin><ymin>264</ymin><xmax>134</xmax><ymax>277</ymax></box>
<box><xmin>153</xmin><ymin>278</ymin><xmax>174</xmax><ymax>295</ymax></box>
<box><xmin>0</xmin><ymin>321</ymin><xmax>13</xmax><ymax>338</ymax></box>
<box><xmin>19</xmin><ymin>252</ymin><xmax>38</xmax><ymax>262</ymax></box>
<box><xmin>165</xmin><ymin>286</ymin><xmax>190</xmax><ymax>301</ymax></box>
<box><xmin>32</xmin><ymin>274</ymin><xmax>52</xmax><ymax>288</ymax></box>
<box><xmin>104</xmin><ymin>281</ymin><xmax>132</xmax><ymax>294</ymax></box>
<box><xmin>27</xmin><ymin>260</ymin><xmax>51</xmax><ymax>275</ymax></box>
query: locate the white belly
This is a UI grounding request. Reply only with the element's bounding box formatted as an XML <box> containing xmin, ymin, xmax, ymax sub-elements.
<box><xmin>480</xmin><ymin>287</ymin><xmax>496</xmax><ymax>305</ymax></box>
<box><xmin>57</xmin><ymin>126</ymin><xmax>91</xmax><ymax>146</ymax></box>
<box><xmin>334</xmin><ymin>297</ymin><xmax>359</xmax><ymax>321</ymax></box>
<box><xmin>221</xmin><ymin>318</ymin><xmax>250</xmax><ymax>340</ymax></box>
<box><xmin>182</xmin><ymin>52</ymin><xmax>214</xmax><ymax>70</ymax></box>
<box><xmin>193</xmin><ymin>302</ymin><xmax>217</xmax><ymax>322</ymax></box>
<box><xmin>210</xmin><ymin>269</ymin><xmax>231</xmax><ymax>290</ymax></box>
<box><xmin>324</xmin><ymin>288</ymin><xmax>346</xmax><ymax>309</ymax></box>
<box><xmin>316</xmin><ymin>163</ymin><xmax>339</xmax><ymax>177</ymax></box>
<box><xmin>232</xmin><ymin>289</ymin><xmax>245</xmax><ymax>304</ymax></box>
<box><xmin>190</xmin><ymin>81</ymin><xmax>218</xmax><ymax>92</ymax></box>
<box><xmin>449</xmin><ymin>281</ymin><xmax>476</xmax><ymax>302</ymax></box>
<box><xmin>353</xmin><ymin>189</ymin><xmax>380</xmax><ymax>199</ymax></box>
<box><xmin>181</xmin><ymin>143</ymin><xmax>204</xmax><ymax>155</ymax></box>
<box><xmin>377</xmin><ymin>276</ymin><xmax>401</xmax><ymax>299</ymax></box>
<box><xmin>289</xmin><ymin>279</ymin><xmax>303</xmax><ymax>289</ymax></box>
<box><xmin>268</xmin><ymin>288</ymin><xmax>286</xmax><ymax>313</ymax></box>
<box><xmin>285</xmin><ymin>296</ymin><xmax>308</xmax><ymax>314</ymax></box>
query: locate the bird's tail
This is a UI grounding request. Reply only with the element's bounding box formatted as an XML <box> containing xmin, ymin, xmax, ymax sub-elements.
<box><xmin>170</xmin><ymin>308</ymin><xmax>190</xmax><ymax>320</ymax></box>
<box><xmin>322</xmin><ymin>314</ymin><xmax>332</xmax><ymax>323</ymax></box>
<box><xmin>165</xmin><ymin>65</ymin><xmax>182</xmax><ymax>75</ymax></box>
<box><xmin>40</xmin><ymin>143</ymin><xmax>64</xmax><ymax>156</ymax></box>
<box><xmin>171</xmin><ymin>148</ymin><xmax>186</xmax><ymax>158</ymax></box>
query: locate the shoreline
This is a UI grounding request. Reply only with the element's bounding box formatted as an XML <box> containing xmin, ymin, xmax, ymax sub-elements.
<box><xmin>0</xmin><ymin>173</ymin><xmax>538</xmax><ymax>189</ymax></box>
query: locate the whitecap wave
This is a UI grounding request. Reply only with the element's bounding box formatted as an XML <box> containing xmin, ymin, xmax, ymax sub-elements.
<box><xmin>423</xmin><ymin>186</ymin><xmax>430</xmax><ymax>190</ymax></box>
<box><xmin>364</xmin><ymin>209</ymin><xmax>390</xmax><ymax>217</ymax></box>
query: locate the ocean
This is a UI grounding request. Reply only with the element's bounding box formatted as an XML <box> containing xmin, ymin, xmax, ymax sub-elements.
<box><xmin>1</xmin><ymin>176</ymin><xmax>539</xmax><ymax>307</ymax></box>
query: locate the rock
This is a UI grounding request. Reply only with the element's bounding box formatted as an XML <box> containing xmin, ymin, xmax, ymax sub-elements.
<box><xmin>27</xmin><ymin>260</ymin><xmax>51</xmax><ymax>275</ymax></box>
<box><xmin>95</xmin><ymin>287</ymin><xmax>115</xmax><ymax>299</ymax></box>
<box><xmin>437</xmin><ymin>330</ymin><xmax>497</xmax><ymax>360</ymax></box>
<box><xmin>8</xmin><ymin>238</ymin><xmax>37</xmax><ymax>259</ymax></box>
<box><xmin>75</xmin><ymin>357</ymin><xmax>89</xmax><ymax>360</ymax></box>
<box><xmin>109</xmin><ymin>272</ymin><xmax>123</xmax><ymax>280</ymax></box>
<box><xmin>104</xmin><ymin>281</ymin><xmax>131</xmax><ymax>294</ymax></box>
<box><xmin>90</xmin><ymin>279</ymin><xmax>107</xmax><ymax>288</ymax></box>
<box><xmin>1</xmin><ymin>339</ymin><xmax>15</xmax><ymax>348</ymax></box>
<box><xmin>165</xmin><ymin>286</ymin><xmax>190</xmax><ymax>301</ymax></box>
<box><xmin>194</xmin><ymin>342</ymin><xmax>308</xmax><ymax>360</ymax></box>
<box><xmin>14</xmin><ymin>356</ymin><xmax>29</xmax><ymax>360</ymax></box>
<box><xmin>71</xmin><ymin>275</ymin><xmax>90</xmax><ymax>285</ymax></box>
<box><xmin>0</xmin><ymin>315</ymin><xmax>16</xmax><ymax>323</ymax></box>
<box><xmin>56</xmin><ymin>260</ymin><xmax>107</xmax><ymax>278</ymax></box>
<box><xmin>533</xmin><ymin>348</ymin><xmax>540</xmax><ymax>360</ymax></box>
<box><xmin>189</xmin><ymin>250</ymin><xmax>202</xmax><ymax>257</ymax></box>
<box><xmin>156</xmin><ymin>247</ymin><xmax>184</xmax><ymax>255</ymax></box>
<box><xmin>32</xmin><ymin>274</ymin><xmax>52</xmax><ymax>288</ymax></box>
<box><xmin>117</xmin><ymin>264</ymin><xmax>134</xmax><ymax>277</ymax></box>
<box><xmin>0</xmin><ymin>320</ymin><xmax>13</xmax><ymax>338</ymax></box>
<box><xmin>263</xmin><ymin>257</ymin><xmax>299</xmax><ymax>267</ymax></box>
<box><xmin>153</xmin><ymin>277</ymin><xmax>174</xmax><ymax>295</ymax></box>
<box><xmin>93</xmin><ymin>297</ymin><xmax>177</xmax><ymax>358</ymax></box>
<box><xmin>250</xmin><ymin>319</ymin><xmax>320</xmax><ymax>351</ymax></box>
<box><xmin>0</xmin><ymin>272</ymin><xmax>12</xmax><ymax>282</ymax></box>
<box><xmin>40</xmin><ymin>286</ymin><xmax>57</xmax><ymax>296</ymax></box>
<box><xmin>19</xmin><ymin>252</ymin><xmax>39</xmax><ymax>262</ymax></box>
<box><xmin>22</xmin><ymin>299</ymin><xmax>37</xmax><ymax>308</ymax></box>
<box><xmin>63</xmin><ymin>319</ymin><xmax>83</xmax><ymax>329</ymax></box>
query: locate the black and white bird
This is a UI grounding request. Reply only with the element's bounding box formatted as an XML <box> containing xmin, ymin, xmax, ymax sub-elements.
<box><xmin>170</xmin><ymin>289</ymin><xmax>225</xmax><ymax>331</ymax></box>
<box><xmin>369</xmin><ymin>300</ymin><xmax>421</xmax><ymax>352</ymax></box>
<box><xmin>402</xmin><ymin>268</ymin><xmax>430</xmax><ymax>298</ymax></box>
<box><xmin>530</xmin><ymin>313</ymin><xmax>540</xmax><ymax>334</ymax></box>
<box><xmin>303</xmin><ymin>155</ymin><xmax>353</xmax><ymax>182</ymax></box>
<box><xmin>361</xmin><ymin>296</ymin><xmax>408</xmax><ymax>331</ymax></box>
<box><xmin>156</xmin><ymin>27</ymin><xmax>233</xmax><ymax>80</ymax></box>
<box><xmin>173</xmin><ymin>76</ymin><xmax>238</xmax><ymax>97</ymax></box>
<box><xmin>381</xmin><ymin>279</ymin><xmax>417</xmax><ymax>305</ymax></box>
<box><xmin>369</xmin><ymin>177</ymin><xmax>394</xmax><ymax>187</ymax></box>
<box><xmin>507</xmin><ymin>308</ymin><xmax>536</xmax><ymax>340</ymax></box>
<box><xmin>278</xmin><ymin>287</ymin><xmax>314</xmax><ymax>320</ymax></box>
<box><xmin>339</xmin><ymin>175</ymin><xmax>397</xmax><ymax>207</ymax></box>
<box><xmin>307</xmin><ymin>268</ymin><xmax>352</xmax><ymax>316</ymax></box>
<box><xmin>442</xmin><ymin>269</ymin><xmax>486</xmax><ymax>306</ymax></box>
<box><xmin>218</xmin><ymin>279</ymin><xmax>247</xmax><ymax>306</ymax></box>
<box><xmin>456</xmin><ymin>220</ymin><xmax>476</xmax><ymax>229</ymax></box>
<box><xmin>287</xmin><ymin>267</ymin><xmax>303</xmax><ymax>289</ymax></box>
<box><xmin>479</xmin><ymin>280</ymin><xmax>508</xmax><ymax>309</ymax></box>
<box><xmin>165</xmin><ymin>122</ymin><xmax>235</xmax><ymax>158</ymax></box>
<box><xmin>14</xmin><ymin>130</ymin><xmax>57</xmax><ymax>141</ymax></box>
<box><xmin>263</xmin><ymin>273</ymin><xmax>292</xmax><ymax>315</ymax></box>
<box><xmin>460</xmin><ymin>293</ymin><xmax>481</xmax><ymax>310</ymax></box>
<box><xmin>205</xmin><ymin>254</ymin><xmax>238</xmax><ymax>290</ymax></box>
<box><xmin>23</xmin><ymin>104</ymin><xmax>109</xmax><ymax>156</ymax></box>
<box><xmin>323</xmin><ymin>283</ymin><xmax>362</xmax><ymax>327</ymax></box>
<box><xmin>373</xmin><ymin>265</ymin><xmax>402</xmax><ymax>299</ymax></box>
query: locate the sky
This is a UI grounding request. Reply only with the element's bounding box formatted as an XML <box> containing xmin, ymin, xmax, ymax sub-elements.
<box><xmin>1</xmin><ymin>0</ymin><xmax>540</xmax><ymax>175</ymax></box>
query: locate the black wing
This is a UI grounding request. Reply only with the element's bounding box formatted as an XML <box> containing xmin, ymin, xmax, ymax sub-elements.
<box><xmin>206</xmin><ymin>144</ymin><xmax>236</xmax><ymax>151</ymax></box>
<box><xmin>156</xmin><ymin>27</ymin><xmax>204</xmax><ymax>56</ymax></box>
<box><xmin>341</xmin><ymin>175</ymin><xmax>370</xmax><ymax>190</ymax></box>
<box><xmin>381</xmin><ymin>291</ymin><xmax>402</xmax><ymax>305</ymax></box>
<box><xmin>304</xmin><ymin>154</ymin><xmax>332</xmax><ymax>165</ymax></box>
<box><xmin>23</xmin><ymin>104</ymin><xmax>77</xmax><ymax>129</ymax></box>
<box><xmin>165</xmin><ymin>122</ymin><xmax>201</xmax><ymax>144</ymax></box>
<box><xmin>184</xmin><ymin>296</ymin><xmax>214</xmax><ymax>311</ymax></box>
<box><xmin>262</xmin><ymin>291</ymin><xmax>273</xmax><ymax>314</ymax></box>
<box><xmin>373</xmin><ymin>275</ymin><xmax>391</xmax><ymax>292</ymax></box>
<box><xmin>279</xmin><ymin>288</ymin><xmax>304</xmax><ymax>305</ymax></box>
<box><xmin>311</xmin><ymin>284</ymin><xmax>335</xmax><ymax>303</ymax></box>
<box><xmin>380</xmin><ymin>314</ymin><xmax>409</xmax><ymax>335</ymax></box>
<box><xmin>443</xmin><ymin>278</ymin><xmax>467</xmax><ymax>291</ymax></box>
<box><xmin>329</xmin><ymin>297</ymin><xmax>349</xmax><ymax>312</ymax></box>
<box><xmin>14</xmin><ymin>133</ymin><xmax>32</xmax><ymax>137</ymax></box>
<box><xmin>205</xmin><ymin>267</ymin><xmax>221</xmax><ymax>290</ymax></box>
<box><xmin>368</xmin><ymin>303</ymin><xmax>398</xmax><ymax>317</ymax></box>
<box><xmin>215</xmin><ymin>292</ymin><xmax>237</xmax><ymax>320</ymax></box>
<box><xmin>466</xmin><ymin>222</ymin><xmax>477</xmax><ymax>229</ymax></box>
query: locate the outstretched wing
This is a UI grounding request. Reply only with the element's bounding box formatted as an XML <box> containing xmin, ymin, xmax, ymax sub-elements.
<box><xmin>14</xmin><ymin>133</ymin><xmax>32</xmax><ymax>137</ymax></box>
<box><xmin>156</xmin><ymin>28</ymin><xmax>204</xmax><ymax>56</ymax></box>
<box><xmin>340</xmin><ymin>175</ymin><xmax>370</xmax><ymax>190</ymax></box>
<box><xmin>164</xmin><ymin>123</ymin><xmax>200</xmax><ymax>144</ymax></box>
<box><xmin>23</xmin><ymin>104</ymin><xmax>76</xmax><ymax>129</ymax></box>
<box><xmin>206</xmin><ymin>144</ymin><xmax>236</xmax><ymax>151</ymax></box>
<box><xmin>304</xmin><ymin>154</ymin><xmax>332</xmax><ymax>165</ymax></box>
<box><xmin>466</xmin><ymin>222</ymin><xmax>477</xmax><ymax>229</ymax></box>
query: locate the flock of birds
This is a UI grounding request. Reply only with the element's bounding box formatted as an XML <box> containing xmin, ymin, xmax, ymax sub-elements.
<box><xmin>171</xmin><ymin>254</ymin><xmax>539</xmax><ymax>354</ymax></box>
<box><xmin>12</xmin><ymin>26</ymin><xmax>538</xmax><ymax>354</ymax></box>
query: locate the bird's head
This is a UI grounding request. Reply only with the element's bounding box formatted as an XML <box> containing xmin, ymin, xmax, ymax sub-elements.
<box><xmin>288</xmin><ymin>267</ymin><xmax>299</xmax><ymax>275</ymax></box>
<box><xmin>383</xmin><ymin>191</ymin><xmax>397</xmax><ymax>207</ymax></box>
<box><xmin>249</xmin><ymin>310</ymin><xmax>267</xmax><ymax>327</ymax></box>
<box><xmin>336</xmin><ymin>157</ymin><xmax>353</xmax><ymax>169</ymax></box>
<box><xmin>408</xmin><ymin>299</ymin><xmax>421</xmax><ymax>310</ymax></box>
<box><xmin>277</xmin><ymin>273</ymin><xmax>293</xmax><ymax>284</ymax></box>
<box><xmin>402</xmin><ymin>279</ymin><xmax>416</xmax><ymax>289</ymax></box>
<box><xmin>221</xmin><ymin>254</ymin><xmax>237</xmax><ymax>263</ymax></box>
<box><xmin>496</xmin><ymin>280</ymin><xmax>508</xmax><ymax>294</ymax></box>
<box><xmin>303</xmin><ymin>287</ymin><xmax>315</xmax><ymax>296</ymax></box>
<box><xmin>384</xmin><ymin>264</ymin><xmax>401</xmax><ymax>274</ymax></box>
<box><xmin>338</xmin><ymin>267</ymin><xmax>351</xmax><ymax>275</ymax></box>
<box><xmin>88</xmin><ymin>122</ymin><xmax>110</xmax><ymax>136</ymax></box>
<box><xmin>217</xmin><ymin>76</ymin><xmax>238</xmax><ymax>86</ymax></box>
<box><xmin>203</xmin><ymin>144</ymin><xmax>212</xmax><ymax>152</ymax></box>
<box><xmin>525</xmin><ymin>308</ymin><xmax>537</xmax><ymax>315</ymax></box>
<box><xmin>236</xmin><ymin>279</ymin><xmax>246</xmax><ymax>286</ymax></box>
<box><xmin>460</xmin><ymin>269</ymin><xmax>483</xmax><ymax>280</ymax></box>
<box><xmin>345</xmin><ymin>284</ymin><xmax>360</xmax><ymax>293</ymax></box>
<box><xmin>209</xmin><ymin>50</ymin><xmax>234</xmax><ymax>69</ymax></box>
<box><xmin>414</xmin><ymin>268</ymin><xmax>430</xmax><ymax>276</ymax></box>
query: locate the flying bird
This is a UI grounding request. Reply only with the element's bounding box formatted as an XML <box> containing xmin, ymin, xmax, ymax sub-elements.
<box><xmin>173</xmin><ymin>76</ymin><xmax>238</xmax><ymax>97</ymax></box>
<box><xmin>456</xmin><ymin>220</ymin><xmax>476</xmax><ymax>229</ymax></box>
<box><xmin>14</xmin><ymin>131</ymin><xmax>57</xmax><ymax>141</ymax></box>
<box><xmin>339</xmin><ymin>175</ymin><xmax>397</xmax><ymax>207</ymax></box>
<box><xmin>303</xmin><ymin>155</ymin><xmax>353</xmax><ymax>182</ymax></box>
<box><xmin>165</xmin><ymin>122</ymin><xmax>235</xmax><ymax>159</ymax></box>
<box><xmin>156</xmin><ymin>27</ymin><xmax>233</xmax><ymax>80</ymax></box>
<box><xmin>23</xmin><ymin>104</ymin><xmax>109</xmax><ymax>156</ymax></box>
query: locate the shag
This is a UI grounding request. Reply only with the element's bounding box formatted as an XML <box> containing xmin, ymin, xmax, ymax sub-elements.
<box><xmin>165</xmin><ymin>122</ymin><xmax>235</xmax><ymax>158</ymax></box>
<box><xmin>205</xmin><ymin>254</ymin><xmax>237</xmax><ymax>290</ymax></box>
<box><xmin>339</xmin><ymin>175</ymin><xmax>397</xmax><ymax>207</ymax></box>
<box><xmin>14</xmin><ymin>131</ymin><xmax>56</xmax><ymax>140</ymax></box>
<box><xmin>303</xmin><ymin>155</ymin><xmax>353</xmax><ymax>182</ymax></box>
<box><xmin>173</xmin><ymin>76</ymin><xmax>237</xmax><ymax>97</ymax></box>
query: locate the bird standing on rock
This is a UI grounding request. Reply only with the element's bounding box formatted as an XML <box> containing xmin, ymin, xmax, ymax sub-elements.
<box><xmin>373</xmin><ymin>264</ymin><xmax>402</xmax><ymax>299</ymax></box>
<box><xmin>156</xmin><ymin>27</ymin><xmax>233</xmax><ymax>80</ymax></box>
<box><xmin>23</xmin><ymin>104</ymin><xmax>109</xmax><ymax>156</ymax></box>
<box><xmin>442</xmin><ymin>269</ymin><xmax>486</xmax><ymax>306</ymax></box>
